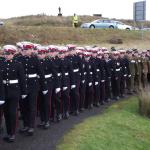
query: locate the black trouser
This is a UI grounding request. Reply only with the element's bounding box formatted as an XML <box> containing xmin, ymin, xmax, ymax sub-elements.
<box><xmin>20</xmin><ymin>91</ymin><xmax>38</xmax><ymax>128</ymax></box>
<box><xmin>105</xmin><ymin>79</ymin><xmax>111</xmax><ymax>100</ymax></box>
<box><xmin>85</xmin><ymin>85</ymin><xmax>94</xmax><ymax>108</ymax></box>
<box><xmin>94</xmin><ymin>83</ymin><xmax>100</xmax><ymax>105</ymax></box>
<box><xmin>79</xmin><ymin>83</ymin><xmax>86</xmax><ymax>110</ymax></box>
<box><xmin>100</xmin><ymin>81</ymin><xmax>105</xmax><ymax>104</ymax></box>
<box><xmin>111</xmin><ymin>77</ymin><xmax>120</xmax><ymax>98</ymax></box>
<box><xmin>51</xmin><ymin>88</ymin><xmax>61</xmax><ymax>119</ymax></box>
<box><xmin>4</xmin><ymin>97</ymin><xmax>18</xmax><ymax>135</ymax></box>
<box><xmin>38</xmin><ymin>90</ymin><xmax>50</xmax><ymax>123</ymax></box>
<box><xmin>61</xmin><ymin>88</ymin><xmax>70</xmax><ymax>115</ymax></box>
<box><xmin>120</xmin><ymin>76</ymin><xmax>126</xmax><ymax>96</ymax></box>
<box><xmin>0</xmin><ymin>106</ymin><xmax>3</xmax><ymax>129</ymax></box>
<box><xmin>70</xmin><ymin>86</ymin><xmax>80</xmax><ymax>113</ymax></box>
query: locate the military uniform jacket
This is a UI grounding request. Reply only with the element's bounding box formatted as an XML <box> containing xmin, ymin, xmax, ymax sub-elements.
<box><xmin>91</xmin><ymin>57</ymin><xmax>101</xmax><ymax>84</ymax></box>
<box><xmin>119</xmin><ymin>57</ymin><xmax>130</xmax><ymax>77</ymax></box>
<box><xmin>67</xmin><ymin>55</ymin><xmax>81</xmax><ymax>85</ymax></box>
<box><xmin>61</xmin><ymin>57</ymin><xmax>72</xmax><ymax>87</ymax></box>
<box><xmin>110</xmin><ymin>58</ymin><xmax>121</xmax><ymax>78</ymax></box>
<box><xmin>104</xmin><ymin>58</ymin><xmax>111</xmax><ymax>80</ymax></box>
<box><xmin>84</xmin><ymin>59</ymin><xmax>93</xmax><ymax>86</ymax></box>
<box><xmin>51</xmin><ymin>57</ymin><xmax>62</xmax><ymax>89</ymax></box>
<box><xmin>0</xmin><ymin>59</ymin><xmax>27</xmax><ymax>99</ymax></box>
<box><xmin>39</xmin><ymin>58</ymin><xmax>53</xmax><ymax>88</ymax></box>
<box><xmin>16</xmin><ymin>55</ymin><xmax>47</xmax><ymax>92</ymax></box>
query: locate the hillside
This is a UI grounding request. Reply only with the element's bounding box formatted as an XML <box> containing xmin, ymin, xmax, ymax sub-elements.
<box><xmin>2</xmin><ymin>15</ymin><xmax>150</xmax><ymax>28</ymax></box>
<box><xmin>0</xmin><ymin>15</ymin><xmax>150</xmax><ymax>49</ymax></box>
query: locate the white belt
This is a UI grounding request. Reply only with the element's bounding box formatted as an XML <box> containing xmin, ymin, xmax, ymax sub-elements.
<box><xmin>96</xmin><ymin>69</ymin><xmax>100</xmax><ymax>72</ymax></box>
<box><xmin>116</xmin><ymin>69</ymin><xmax>120</xmax><ymax>71</ymax></box>
<box><xmin>57</xmin><ymin>73</ymin><xmax>61</xmax><ymax>76</ymax></box>
<box><xmin>28</xmin><ymin>74</ymin><xmax>37</xmax><ymax>78</ymax></box>
<box><xmin>45</xmin><ymin>74</ymin><xmax>52</xmax><ymax>78</ymax></box>
<box><xmin>65</xmin><ymin>72</ymin><xmax>69</xmax><ymax>76</ymax></box>
<box><xmin>90</xmin><ymin>72</ymin><xmax>93</xmax><ymax>75</ymax></box>
<box><xmin>3</xmin><ymin>80</ymin><xmax>18</xmax><ymax>84</ymax></box>
<box><xmin>73</xmin><ymin>69</ymin><xmax>79</xmax><ymax>72</ymax></box>
<box><xmin>131</xmin><ymin>60</ymin><xmax>135</xmax><ymax>63</ymax></box>
<box><xmin>84</xmin><ymin>72</ymin><xmax>87</xmax><ymax>75</ymax></box>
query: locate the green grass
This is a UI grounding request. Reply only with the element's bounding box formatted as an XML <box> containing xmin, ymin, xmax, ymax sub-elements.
<box><xmin>0</xmin><ymin>26</ymin><xmax>150</xmax><ymax>49</ymax></box>
<box><xmin>57</xmin><ymin>97</ymin><xmax>150</xmax><ymax>150</ymax></box>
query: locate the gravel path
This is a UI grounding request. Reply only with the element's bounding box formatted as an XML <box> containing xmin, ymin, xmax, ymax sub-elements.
<box><xmin>0</xmin><ymin>99</ymin><xmax>125</xmax><ymax>150</ymax></box>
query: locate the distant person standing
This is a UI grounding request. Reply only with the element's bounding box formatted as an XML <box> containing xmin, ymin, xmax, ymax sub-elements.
<box><xmin>72</xmin><ymin>13</ymin><xmax>79</xmax><ymax>28</ymax></box>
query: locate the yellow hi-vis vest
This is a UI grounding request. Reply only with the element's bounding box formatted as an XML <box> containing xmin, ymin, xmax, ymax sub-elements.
<box><xmin>73</xmin><ymin>15</ymin><xmax>78</xmax><ymax>23</ymax></box>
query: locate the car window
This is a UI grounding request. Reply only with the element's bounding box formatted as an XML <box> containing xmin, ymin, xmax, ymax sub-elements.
<box><xmin>117</xmin><ymin>22</ymin><xmax>124</xmax><ymax>25</ymax></box>
<box><xmin>103</xmin><ymin>20</ymin><xmax>111</xmax><ymax>23</ymax></box>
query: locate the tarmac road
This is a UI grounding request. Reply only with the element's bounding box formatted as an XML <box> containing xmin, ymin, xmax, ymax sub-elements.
<box><xmin>0</xmin><ymin>99</ymin><xmax>120</xmax><ymax>150</ymax></box>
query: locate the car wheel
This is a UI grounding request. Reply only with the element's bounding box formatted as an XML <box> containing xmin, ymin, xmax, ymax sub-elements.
<box><xmin>109</xmin><ymin>25</ymin><xmax>114</xmax><ymax>29</ymax></box>
<box><xmin>126</xmin><ymin>28</ymin><xmax>130</xmax><ymax>30</ymax></box>
<box><xmin>89</xmin><ymin>25</ymin><xmax>95</xmax><ymax>29</ymax></box>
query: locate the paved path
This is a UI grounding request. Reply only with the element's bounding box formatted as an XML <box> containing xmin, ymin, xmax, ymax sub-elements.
<box><xmin>0</xmin><ymin>99</ymin><xmax>124</xmax><ymax>150</ymax></box>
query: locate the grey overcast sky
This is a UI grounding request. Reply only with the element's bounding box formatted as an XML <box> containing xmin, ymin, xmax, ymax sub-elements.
<box><xmin>0</xmin><ymin>0</ymin><xmax>149</xmax><ymax>20</ymax></box>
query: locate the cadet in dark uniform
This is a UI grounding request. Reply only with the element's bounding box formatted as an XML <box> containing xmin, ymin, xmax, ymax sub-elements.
<box><xmin>0</xmin><ymin>49</ymin><xmax>5</xmax><ymax>134</ymax></box>
<box><xmin>104</xmin><ymin>51</ymin><xmax>112</xmax><ymax>102</ymax></box>
<box><xmin>51</xmin><ymin>48</ymin><xmax>62</xmax><ymax>122</ymax></box>
<box><xmin>67</xmin><ymin>46</ymin><xmax>81</xmax><ymax>116</ymax></box>
<box><xmin>91</xmin><ymin>48</ymin><xmax>101</xmax><ymax>107</ymax></box>
<box><xmin>110</xmin><ymin>51</ymin><xmax>121</xmax><ymax>100</ymax></box>
<box><xmin>78</xmin><ymin>48</ymin><xmax>87</xmax><ymax>111</ymax></box>
<box><xmin>37</xmin><ymin>47</ymin><xmax>51</xmax><ymax>129</ymax></box>
<box><xmin>1</xmin><ymin>45</ymin><xmax>27</xmax><ymax>142</ymax></box>
<box><xmin>97</xmin><ymin>51</ymin><xmax>106</xmax><ymax>105</ymax></box>
<box><xmin>119</xmin><ymin>50</ymin><xmax>129</xmax><ymax>97</ymax></box>
<box><xmin>60</xmin><ymin>48</ymin><xmax>72</xmax><ymax>119</ymax></box>
<box><xmin>84</xmin><ymin>52</ymin><xmax>94</xmax><ymax>109</ymax></box>
<box><xmin>17</xmin><ymin>43</ymin><xmax>48</xmax><ymax>136</ymax></box>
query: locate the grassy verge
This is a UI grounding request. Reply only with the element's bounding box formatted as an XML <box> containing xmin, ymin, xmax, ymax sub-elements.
<box><xmin>57</xmin><ymin>97</ymin><xmax>150</xmax><ymax>150</ymax></box>
<box><xmin>0</xmin><ymin>26</ymin><xmax>150</xmax><ymax>49</ymax></box>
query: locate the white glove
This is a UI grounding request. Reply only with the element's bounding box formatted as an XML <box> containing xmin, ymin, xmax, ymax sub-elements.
<box><xmin>124</xmin><ymin>74</ymin><xmax>127</xmax><ymax>77</ymax></box>
<box><xmin>95</xmin><ymin>82</ymin><xmax>98</xmax><ymax>85</ymax></box>
<box><xmin>71</xmin><ymin>85</ymin><xmax>76</xmax><ymax>89</ymax></box>
<box><xmin>42</xmin><ymin>90</ymin><xmax>48</xmax><ymax>95</ymax></box>
<box><xmin>55</xmin><ymin>88</ymin><xmax>61</xmax><ymax>94</ymax></box>
<box><xmin>82</xmin><ymin>80</ymin><xmax>85</xmax><ymax>84</ymax></box>
<box><xmin>22</xmin><ymin>95</ymin><xmax>27</xmax><ymax>99</ymax></box>
<box><xmin>0</xmin><ymin>101</ymin><xmax>5</xmax><ymax>105</ymax></box>
<box><xmin>63</xmin><ymin>87</ymin><xmax>68</xmax><ymax>91</ymax></box>
<box><xmin>89</xmin><ymin>82</ymin><xmax>92</xmax><ymax>87</ymax></box>
<box><xmin>128</xmin><ymin>74</ymin><xmax>131</xmax><ymax>78</ymax></box>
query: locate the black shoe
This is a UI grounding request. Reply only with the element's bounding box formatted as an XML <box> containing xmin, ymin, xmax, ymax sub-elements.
<box><xmin>116</xmin><ymin>96</ymin><xmax>120</xmax><ymax>100</ymax></box>
<box><xmin>64</xmin><ymin>112</ymin><xmax>69</xmax><ymax>119</ymax></box>
<box><xmin>80</xmin><ymin>108</ymin><xmax>85</xmax><ymax>112</ymax></box>
<box><xmin>19</xmin><ymin>127</ymin><xmax>29</xmax><ymax>134</ymax></box>
<box><xmin>27</xmin><ymin>128</ymin><xmax>34</xmax><ymax>136</ymax></box>
<box><xmin>3</xmin><ymin>135</ymin><xmax>15</xmax><ymax>143</ymax></box>
<box><xmin>73</xmin><ymin>110</ymin><xmax>79</xmax><ymax>116</ymax></box>
<box><xmin>100</xmin><ymin>101</ymin><xmax>104</xmax><ymax>105</ymax></box>
<box><xmin>44</xmin><ymin>122</ymin><xmax>50</xmax><ymax>129</ymax></box>
<box><xmin>37</xmin><ymin>122</ymin><xmax>45</xmax><ymax>128</ymax></box>
<box><xmin>57</xmin><ymin>114</ymin><xmax>62</xmax><ymax>122</ymax></box>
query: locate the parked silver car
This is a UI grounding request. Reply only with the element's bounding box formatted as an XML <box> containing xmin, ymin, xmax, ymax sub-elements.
<box><xmin>81</xmin><ymin>19</ymin><xmax>133</xmax><ymax>30</ymax></box>
<box><xmin>0</xmin><ymin>21</ymin><xmax>4</xmax><ymax>26</ymax></box>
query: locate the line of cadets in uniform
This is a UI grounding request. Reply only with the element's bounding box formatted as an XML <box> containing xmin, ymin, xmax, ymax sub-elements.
<box><xmin>0</xmin><ymin>42</ymin><xmax>150</xmax><ymax>143</ymax></box>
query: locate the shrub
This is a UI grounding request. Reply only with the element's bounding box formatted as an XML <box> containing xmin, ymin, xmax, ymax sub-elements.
<box><xmin>109</xmin><ymin>37</ymin><xmax>123</xmax><ymax>44</ymax></box>
<box><xmin>138</xmin><ymin>88</ymin><xmax>150</xmax><ymax>118</ymax></box>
